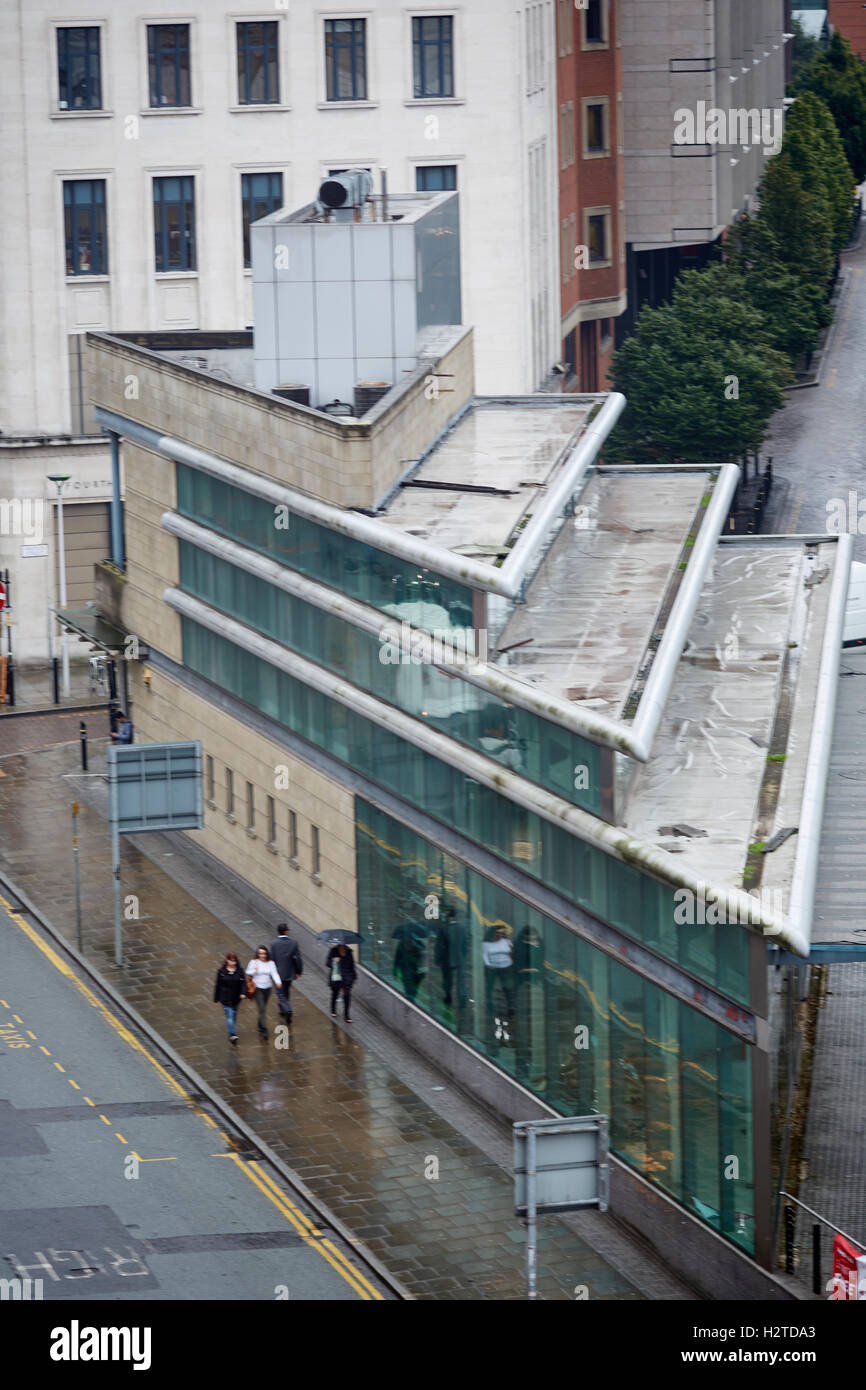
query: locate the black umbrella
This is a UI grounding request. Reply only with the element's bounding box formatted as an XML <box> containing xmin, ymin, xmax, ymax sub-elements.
<box><xmin>318</xmin><ymin>929</ymin><xmax>364</xmax><ymax>945</ymax></box>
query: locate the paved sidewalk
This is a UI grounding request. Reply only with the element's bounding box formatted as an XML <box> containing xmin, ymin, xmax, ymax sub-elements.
<box><xmin>0</xmin><ymin>745</ymin><xmax>692</xmax><ymax>1295</ymax></box>
<box><xmin>0</xmin><ymin>734</ymin><xmax>694</xmax><ymax>1300</ymax></box>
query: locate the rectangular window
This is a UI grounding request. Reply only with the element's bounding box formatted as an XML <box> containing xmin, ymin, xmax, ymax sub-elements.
<box><xmin>289</xmin><ymin>809</ymin><xmax>298</xmax><ymax>862</ymax></box>
<box><xmin>236</xmin><ymin>21</ymin><xmax>279</xmax><ymax>104</ymax></box>
<box><xmin>147</xmin><ymin>24</ymin><xmax>191</xmax><ymax>107</ymax></box>
<box><xmin>585</xmin><ymin>100</ymin><xmax>607</xmax><ymax>156</ymax></box>
<box><xmin>587</xmin><ymin>212</ymin><xmax>608</xmax><ymax>264</ymax></box>
<box><xmin>246</xmin><ymin>782</ymin><xmax>255</xmax><ymax>831</ymax></box>
<box><xmin>324</xmin><ymin>18</ymin><xmax>366</xmax><ymax>101</ymax></box>
<box><xmin>63</xmin><ymin>180</ymin><xmax>107</xmax><ymax>276</ymax></box>
<box><xmin>412</xmin><ymin>15</ymin><xmax>453</xmax><ymax>98</ymax></box>
<box><xmin>584</xmin><ymin>0</ymin><xmax>606</xmax><ymax>46</ymax></box>
<box><xmin>226</xmin><ymin>768</ymin><xmax>234</xmax><ymax>816</ymax></box>
<box><xmin>241</xmin><ymin>171</ymin><xmax>283</xmax><ymax>268</ymax></box>
<box><xmin>153</xmin><ymin>175</ymin><xmax>196</xmax><ymax>271</ymax></box>
<box><xmin>415</xmin><ymin>165</ymin><xmax>456</xmax><ymax>192</ymax></box>
<box><xmin>567</xmin><ymin>100</ymin><xmax>574</xmax><ymax>164</ymax></box>
<box><xmin>206</xmin><ymin>754</ymin><xmax>215</xmax><ymax>801</ymax></box>
<box><xmin>57</xmin><ymin>27</ymin><xmax>102</xmax><ymax>110</ymax></box>
<box><xmin>561</xmin><ymin>219</ymin><xmax>568</xmax><ymax>284</ymax></box>
<box><xmin>267</xmin><ymin>795</ymin><xmax>276</xmax><ymax>845</ymax></box>
<box><xmin>312</xmin><ymin>824</ymin><xmax>321</xmax><ymax>877</ymax></box>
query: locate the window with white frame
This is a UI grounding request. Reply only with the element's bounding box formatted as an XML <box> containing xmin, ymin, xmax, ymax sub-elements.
<box><xmin>57</xmin><ymin>27</ymin><xmax>102</xmax><ymax>110</ymax></box>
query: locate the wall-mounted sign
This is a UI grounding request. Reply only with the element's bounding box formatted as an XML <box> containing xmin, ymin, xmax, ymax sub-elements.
<box><xmin>20</xmin><ymin>544</ymin><xmax>49</xmax><ymax>558</ymax></box>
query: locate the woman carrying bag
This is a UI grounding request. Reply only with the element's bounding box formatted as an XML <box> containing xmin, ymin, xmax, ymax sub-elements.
<box><xmin>326</xmin><ymin>944</ymin><xmax>357</xmax><ymax>1022</ymax></box>
<box><xmin>245</xmin><ymin>946</ymin><xmax>282</xmax><ymax>1037</ymax></box>
<box><xmin>213</xmin><ymin>951</ymin><xmax>245</xmax><ymax>1045</ymax></box>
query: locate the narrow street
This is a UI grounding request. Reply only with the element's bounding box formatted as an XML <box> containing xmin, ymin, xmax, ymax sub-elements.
<box><xmin>0</xmin><ymin>881</ymin><xmax>390</xmax><ymax>1301</ymax></box>
<box><xmin>765</xmin><ymin>231</ymin><xmax>866</xmax><ymax>547</ymax></box>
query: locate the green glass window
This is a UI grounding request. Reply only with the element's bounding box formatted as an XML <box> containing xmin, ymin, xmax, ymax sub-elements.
<box><xmin>177</xmin><ymin>540</ymin><xmax>605</xmax><ymax>815</ymax></box>
<box><xmin>355</xmin><ymin>800</ymin><xmax>755</xmax><ymax>1253</ymax></box>
<box><xmin>180</xmin><ymin>616</ymin><xmax>752</xmax><ymax>1005</ymax></box>
<box><xmin>176</xmin><ymin>463</ymin><xmax>474</xmax><ymax>635</ymax></box>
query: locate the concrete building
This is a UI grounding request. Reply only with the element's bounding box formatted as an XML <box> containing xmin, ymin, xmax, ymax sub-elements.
<box><xmin>75</xmin><ymin>276</ymin><xmax>850</xmax><ymax>1292</ymax></box>
<box><xmin>555</xmin><ymin>0</ymin><xmax>626</xmax><ymax>391</ymax></box>
<box><xmin>1</xmin><ymin>0</ymin><xmax>561</xmax><ymax>665</ymax></box>
<box><xmin>618</xmin><ymin>0</ymin><xmax>787</xmax><ymax>339</ymax></box>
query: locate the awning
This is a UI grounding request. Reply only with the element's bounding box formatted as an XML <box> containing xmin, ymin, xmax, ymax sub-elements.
<box><xmin>51</xmin><ymin>607</ymin><xmax>128</xmax><ymax>654</ymax></box>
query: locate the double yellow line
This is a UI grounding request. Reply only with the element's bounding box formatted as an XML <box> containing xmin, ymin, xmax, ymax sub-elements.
<box><xmin>242</xmin><ymin>1159</ymin><xmax>383</xmax><ymax>1300</ymax></box>
<box><xmin>0</xmin><ymin>889</ymin><xmax>384</xmax><ymax>1301</ymax></box>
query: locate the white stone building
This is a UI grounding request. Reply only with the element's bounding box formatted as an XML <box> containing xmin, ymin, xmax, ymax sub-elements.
<box><xmin>0</xmin><ymin>0</ymin><xmax>560</xmax><ymax>664</ymax></box>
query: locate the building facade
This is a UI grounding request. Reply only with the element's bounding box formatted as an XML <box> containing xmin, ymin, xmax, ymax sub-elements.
<box><xmin>82</xmin><ymin>317</ymin><xmax>849</xmax><ymax>1292</ymax></box>
<box><xmin>618</xmin><ymin>0</ymin><xmax>787</xmax><ymax>339</ymax></box>
<box><xmin>1</xmin><ymin>0</ymin><xmax>561</xmax><ymax>663</ymax></box>
<box><xmin>555</xmin><ymin>0</ymin><xmax>626</xmax><ymax>391</ymax></box>
<box><xmin>826</xmin><ymin>1</ymin><xmax>866</xmax><ymax>56</ymax></box>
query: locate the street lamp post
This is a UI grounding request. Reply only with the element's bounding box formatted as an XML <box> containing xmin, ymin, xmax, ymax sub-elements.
<box><xmin>48</xmin><ymin>474</ymin><xmax>71</xmax><ymax>697</ymax></box>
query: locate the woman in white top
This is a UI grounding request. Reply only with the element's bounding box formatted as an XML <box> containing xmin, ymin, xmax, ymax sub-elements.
<box><xmin>245</xmin><ymin>946</ymin><xmax>282</xmax><ymax>1037</ymax></box>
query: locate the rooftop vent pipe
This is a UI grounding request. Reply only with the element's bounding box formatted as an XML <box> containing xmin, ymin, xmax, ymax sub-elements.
<box><xmin>318</xmin><ymin>169</ymin><xmax>373</xmax><ymax>212</ymax></box>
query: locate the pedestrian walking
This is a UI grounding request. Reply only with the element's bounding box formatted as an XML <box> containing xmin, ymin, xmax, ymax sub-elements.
<box><xmin>326</xmin><ymin>943</ymin><xmax>357</xmax><ymax>1022</ymax></box>
<box><xmin>269</xmin><ymin>922</ymin><xmax>303</xmax><ymax>1023</ymax></box>
<box><xmin>213</xmin><ymin>951</ymin><xmax>245</xmax><ymax>1044</ymax></box>
<box><xmin>245</xmin><ymin>946</ymin><xmax>282</xmax><ymax>1037</ymax></box>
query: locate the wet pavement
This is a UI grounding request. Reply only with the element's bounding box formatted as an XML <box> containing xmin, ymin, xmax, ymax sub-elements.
<box><xmin>0</xmin><ymin>885</ymin><xmax>386</xmax><ymax>1301</ymax></box>
<box><xmin>0</xmin><ymin>734</ymin><xmax>667</xmax><ymax>1300</ymax></box>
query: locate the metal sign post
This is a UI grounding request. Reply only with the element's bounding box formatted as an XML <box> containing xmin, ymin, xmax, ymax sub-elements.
<box><xmin>71</xmin><ymin>801</ymin><xmax>83</xmax><ymax>954</ymax></box>
<box><xmin>107</xmin><ymin>742</ymin><xmax>203</xmax><ymax>968</ymax></box>
<box><xmin>514</xmin><ymin>1115</ymin><xmax>609</xmax><ymax>1301</ymax></box>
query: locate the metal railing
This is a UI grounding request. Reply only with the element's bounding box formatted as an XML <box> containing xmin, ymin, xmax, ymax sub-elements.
<box><xmin>778</xmin><ymin>1190</ymin><xmax>866</xmax><ymax>1297</ymax></box>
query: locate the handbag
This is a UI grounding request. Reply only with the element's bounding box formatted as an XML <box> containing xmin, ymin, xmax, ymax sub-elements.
<box><xmin>245</xmin><ymin>974</ymin><xmax>257</xmax><ymax>998</ymax></box>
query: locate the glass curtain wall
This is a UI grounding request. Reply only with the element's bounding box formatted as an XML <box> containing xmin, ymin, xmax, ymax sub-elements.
<box><xmin>181</xmin><ymin>617</ymin><xmax>752</xmax><ymax>1003</ymax></box>
<box><xmin>176</xmin><ymin>463</ymin><xmax>475</xmax><ymax>636</ymax></box>
<box><xmin>356</xmin><ymin>799</ymin><xmax>756</xmax><ymax>1254</ymax></box>
<box><xmin>178</xmin><ymin>540</ymin><xmax>603</xmax><ymax>814</ymax></box>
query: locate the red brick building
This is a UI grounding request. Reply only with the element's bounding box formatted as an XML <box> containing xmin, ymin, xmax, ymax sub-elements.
<box><xmin>555</xmin><ymin>0</ymin><xmax>626</xmax><ymax>390</ymax></box>
<box><xmin>828</xmin><ymin>1</ymin><xmax>866</xmax><ymax>58</ymax></box>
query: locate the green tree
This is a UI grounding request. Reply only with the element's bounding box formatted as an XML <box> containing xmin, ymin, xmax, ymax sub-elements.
<box><xmin>795</xmin><ymin>32</ymin><xmax>866</xmax><ymax>181</ymax></box>
<box><xmin>724</xmin><ymin>215</ymin><xmax>830</xmax><ymax>362</ymax></box>
<box><xmin>789</xmin><ymin>15</ymin><xmax>821</xmax><ymax>90</ymax></box>
<box><xmin>782</xmin><ymin>92</ymin><xmax>856</xmax><ymax>252</ymax></box>
<box><xmin>756</xmin><ymin>152</ymin><xmax>834</xmax><ymax>292</ymax></box>
<box><xmin>607</xmin><ymin>267</ymin><xmax>788</xmax><ymax>466</ymax></box>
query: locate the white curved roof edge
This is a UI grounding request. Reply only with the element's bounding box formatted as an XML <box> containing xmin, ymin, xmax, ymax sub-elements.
<box><xmin>164</xmin><ymin>586</ymin><xmax>811</xmax><ymax>956</ymax></box>
<box><xmin>786</xmin><ymin>531</ymin><xmax>853</xmax><ymax>953</ymax></box>
<box><xmin>96</xmin><ymin>397</ymin><xmax>624</xmax><ymax>602</ymax></box>
<box><xmin>162</xmin><ymin>509</ymin><xmax>644</xmax><ymax>757</ymax></box>
<box><xmin>628</xmin><ymin>463</ymin><xmax>739</xmax><ymax>761</ymax></box>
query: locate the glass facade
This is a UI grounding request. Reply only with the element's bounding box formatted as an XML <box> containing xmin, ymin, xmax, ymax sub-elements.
<box><xmin>356</xmin><ymin>800</ymin><xmax>755</xmax><ymax>1253</ymax></box>
<box><xmin>181</xmin><ymin>616</ymin><xmax>751</xmax><ymax>1003</ymax></box>
<box><xmin>178</xmin><ymin>540</ymin><xmax>604</xmax><ymax>814</ymax></box>
<box><xmin>176</xmin><ymin>463</ymin><xmax>475</xmax><ymax>635</ymax></box>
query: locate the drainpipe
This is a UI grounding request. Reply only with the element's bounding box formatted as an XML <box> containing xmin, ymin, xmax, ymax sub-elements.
<box><xmin>108</xmin><ymin>430</ymin><xmax>124</xmax><ymax>569</ymax></box>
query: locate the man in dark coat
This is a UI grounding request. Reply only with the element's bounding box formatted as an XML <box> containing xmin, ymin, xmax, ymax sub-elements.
<box><xmin>269</xmin><ymin>923</ymin><xmax>303</xmax><ymax>1022</ymax></box>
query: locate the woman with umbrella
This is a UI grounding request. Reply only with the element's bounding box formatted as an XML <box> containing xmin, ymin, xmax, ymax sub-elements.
<box><xmin>320</xmin><ymin>930</ymin><xmax>362</xmax><ymax>1023</ymax></box>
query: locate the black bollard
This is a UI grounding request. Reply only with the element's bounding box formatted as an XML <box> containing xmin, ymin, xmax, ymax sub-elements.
<box><xmin>784</xmin><ymin>1204</ymin><xmax>795</xmax><ymax>1276</ymax></box>
<box><xmin>79</xmin><ymin>720</ymin><xmax>88</xmax><ymax>772</ymax></box>
<box><xmin>52</xmin><ymin>657</ymin><xmax>60</xmax><ymax>705</ymax></box>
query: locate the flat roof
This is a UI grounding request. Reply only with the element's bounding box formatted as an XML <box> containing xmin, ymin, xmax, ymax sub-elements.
<box><xmin>377</xmin><ymin>399</ymin><xmax>594</xmax><ymax>561</ymax></box>
<box><xmin>622</xmin><ymin>537</ymin><xmax>839</xmax><ymax>908</ymax></box>
<box><xmin>493</xmin><ymin>469</ymin><xmax>710</xmax><ymax>717</ymax></box>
